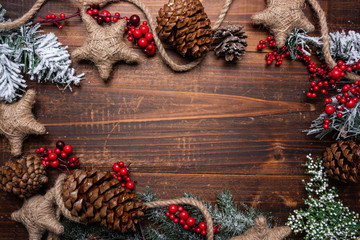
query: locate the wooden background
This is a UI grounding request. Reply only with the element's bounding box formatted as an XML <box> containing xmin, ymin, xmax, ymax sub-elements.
<box><xmin>0</xmin><ymin>0</ymin><xmax>359</xmax><ymax>239</ymax></box>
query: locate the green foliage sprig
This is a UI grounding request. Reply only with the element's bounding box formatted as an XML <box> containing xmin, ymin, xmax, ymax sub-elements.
<box><xmin>287</xmin><ymin>154</ymin><xmax>360</xmax><ymax>239</ymax></box>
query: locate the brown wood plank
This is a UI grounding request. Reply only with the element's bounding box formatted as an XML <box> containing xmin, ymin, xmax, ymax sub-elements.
<box><xmin>0</xmin><ymin>0</ymin><xmax>359</xmax><ymax>239</ymax></box>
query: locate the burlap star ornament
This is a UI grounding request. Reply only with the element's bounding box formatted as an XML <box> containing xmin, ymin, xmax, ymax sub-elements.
<box><xmin>251</xmin><ymin>0</ymin><xmax>314</xmax><ymax>47</ymax></box>
<box><xmin>0</xmin><ymin>90</ymin><xmax>46</xmax><ymax>156</ymax></box>
<box><xmin>230</xmin><ymin>216</ymin><xmax>292</xmax><ymax>240</ymax></box>
<box><xmin>72</xmin><ymin>3</ymin><xmax>139</xmax><ymax>81</ymax></box>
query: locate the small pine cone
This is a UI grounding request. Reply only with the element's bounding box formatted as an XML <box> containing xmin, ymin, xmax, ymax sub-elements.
<box><xmin>62</xmin><ymin>169</ymin><xmax>144</xmax><ymax>233</ymax></box>
<box><xmin>156</xmin><ymin>0</ymin><xmax>213</xmax><ymax>58</ymax></box>
<box><xmin>213</xmin><ymin>25</ymin><xmax>248</xmax><ymax>61</ymax></box>
<box><xmin>0</xmin><ymin>155</ymin><xmax>48</xmax><ymax>198</ymax></box>
<box><xmin>323</xmin><ymin>140</ymin><xmax>360</xmax><ymax>183</ymax></box>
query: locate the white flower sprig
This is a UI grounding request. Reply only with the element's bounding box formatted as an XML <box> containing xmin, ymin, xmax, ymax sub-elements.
<box><xmin>287</xmin><ymin>154</ymin><xmax>360</xmax><ymax>239</ymax></box>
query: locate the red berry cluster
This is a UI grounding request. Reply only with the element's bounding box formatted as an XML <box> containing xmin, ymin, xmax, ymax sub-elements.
<box><xmin>322</xmin><ymin>80</ymin><xmax>360</xmax><ymax>129</ymax></box>
<box><xmin>165</xmin><ymin>204</ymin><xmax>221</xmax><ymax>236</ymax></box>
<box><xmin>112</xmin><ymin>161</ymin><xmax>135</xmax><ymax>190</ymax></box>
<box><xmin>35</xmin><ymin>140</ymin><xmax>80</xmax><ymax>171</ymax></box>
<box><xmin>258</xmin><ymin>36</ymin><xmax>360</xmax><ymax>99</ymax></box>
<box><xmin>86</xmin><ymin>5</ymin><xmax>122</xmax><ymax>24</ymax></box>
<box><xmin>127</xmin><ymin>21</ymin><xmax>156</xmax><ymax>56</ymax></box>
<box><xmin>37</xmin><ymin>10</ymin><xmax>80</xmax><ymax>29</ymax></box>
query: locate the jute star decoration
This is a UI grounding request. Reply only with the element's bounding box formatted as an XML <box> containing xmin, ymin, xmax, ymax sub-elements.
<box><xmin>230</xmin><ymin>216</ymin><xmax>292</xmax><ymax>240</ymax></box>
<box><xmin>251</xmin><ymin>0</ymin><xmax>314</xmax><ymax>47</ymax></box>
<box><xmin>72</xmin><ymin>5</ymin><xmax>139</xmax><ymax>81</ymax></box>
<box><xmin>0</xmin><ymin>90</ymin><xmax>46</xmax><ymax>156</ymax></box>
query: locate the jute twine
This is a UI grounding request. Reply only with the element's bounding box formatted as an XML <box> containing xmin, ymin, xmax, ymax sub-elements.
<box><xmin>0</xmin><ymin>90</ymin><xmax>46</xmax><ymax>156</ymax></box>
<box><xmin>0</xmin><ymin>0</ymin><xmax>232</xmax><ymax>72</ymax></box>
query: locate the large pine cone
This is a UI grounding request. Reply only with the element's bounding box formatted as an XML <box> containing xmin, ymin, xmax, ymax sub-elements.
<box><xmin>156</xmin><ymin>0</ymin><xmax>213</xmax><ymax>58</ymax></box>
<box><xmin>0</xmin><ymin>155</ymin><xmax>48</xmax><ymax>198</ymax></box>
<box><xmin>62</xmin><ymin>169</ymin><xmax>144</xmax><ymax>233</ymax></box>
<box><xmin>323</xmin><ymin>140</ymin><xmax>360</xmax><ymax>183</ymax></box>
<box><xmin>213</xmin><ymin>25</ymin><xmax>248</xmax><ymax>61</ymax></box>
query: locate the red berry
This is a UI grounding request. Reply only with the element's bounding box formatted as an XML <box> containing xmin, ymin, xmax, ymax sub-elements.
<box><xmin>143</xmin><ymin>21</ymin><xmax>148</xmax><ymax>25</ymax></box>
<box><xmin>48</xmin><ymin>149</ymin><xmax>53</xmax><ymax>154</ymax></box>
<box><xmin>113</xmin><ymin>163</ymin><xmax>121</xmax><ymax>172</ymax></box>
<box><xmin>60</xmin><ymin>13</ymin><xmax>65</xmax><ymax>18</ymax></box>
<box><xmin>325</xmin><ymin>98</ymin><xmax>332</xmax><ymax>104</ymax></box>
<box><xmin>169</xmin><ymin>214</ymin><xmax>175</xmax><ymax>220</ymax></box>
<box><xmin>92</xmin><ymin>9</ymin><xmax>99</xmax><ymax>15</ymax></box>
<box><xmin>337</xmin><ymin>112</ymin><xmax>343</xmax><ymax>118</ymax></box>
<box><xmin>183</xmin><ymin>224</ymin><xmax>189</xmax><ymax>230</ymax></box>
<box><xmin>147</xmin><ymin>46</ymin><xmax>156</xmax><ymax>56</ymax></box>
<box><xmin>54</xmin><ymin>148</ymin><xmax>61</xmax><ymax>155</ymax></box>
<box><xmin>41</xmin><ymin>160</ymin><xmax>46</xmax><ymax>165</ymax></box>
<box><xmin>45</xmin><ymin>161</ymin><xmax>50</xmax><ymax>166</ymax></box>
<box><xmin>331</xmin><ymin>69</ymin><xmax>341</xmax><ymax>79</ymax></box>
<box><xmin>323</xmin><ymin>124</ymin><xmax>329</xmax><ymax>129</ymax></box>
<box><xmin>35</xmin><ymin>148</ymin><xmax>40</xmax><ymax>154</ymax></box>
<box><xmin>139</xmin><ymin>25</ymin><xmax>149</xmax><ymax>34</ymax></box>
<box><xmin>130</xmin><ymin>15</ymin><xmax>140</xmax><ymax>26</ymax></box>
<box><xmin>118</xmin><ymin>161</ymin><xmax>124</xmax><ymax>167</ymax></box>
<box><xmin>324</xmin><ymin>119</ymin><xmax>330</xmax><ymax>124</ymax></box>
<box><xmin>105</xmin><ymin>17</ymin><xmax>111</xmax><ymax>22</ymax></box>
<box><xmin>51</xmin><ymin>14</ymin><xmax>56</xmax><ymax>19</ymax></box>
<box><xmin>100</xmin><ymin>10</ymin><xmax>110</xmax><ymax>16</ymax></box>
<box><xmin>174</xmin><ymin>218</ymin><xmax>179</xmax><ymax>223</ymax></box>
<box><xmin>63</xmin><ymin>145</ymin><xmax>72</xmax><ymax>154</ymax></box>
<box><xmin>44</xmin><ymin>157</ymin><xmax>49</xmax><ymax>161</ymax></box>
<box><xmin>115</xmin><ymin>12</ymin><xmax>120</xmax><ymax>17</ymax></box>
<box><xmin>306</xmin><ymin>92</ymin><xmax>312</xmax><ymax>98</ymax></box>
<box><xmin>337</xmin><ymin>60</ymin><xmax>344</xmax><ymax>66</ymax></box>
<box><xmin>128</xmin><ymin>36</ymin><xmax>134</xmax><ymax>41</ymax></box>
<box><xmin>70</xmin><ymin>156</ymin><xmax>78</xmax><ymax>162</ymax></box>
<box><xmin>146</xmin><ymin>44</ymin><xmax>154</xmax><ymax>51</ymax></box>
<box><xmin>138</xmin><ymin>38</ymin><xmax>148</xmax><ymax>48</ymax></box>
<box><xmin>39</xmin><ymin>147</ymin><xmax>45</xmax><ymax>152</ymax></box>
<box><xmin>346</xmin><ymin>100</ymin><xmax>356</xmax><ymax>108</ymax></box>
<box><xmin>87</xmin><ymin>10</ymin><xmax>93</xmax><ymax>15</ymax></box>
<box><xmin>126</xmin><ymin>181</ymin><xmax>135</xmax><ymax>189</ymax></box>
<box><xmin>145</xmin><ymin>32</ymin><xmax>153</xmax><ymax>41</ymax></box>
<box><xmin>119</xmin><ymin>167</ymin><xmax>128</xmax><ymax>175</ymax></box>
<box><xmin>179</xmin><ymin>210</ymin><xmax>189</xmax><ymax>220</ymax></box>
<box><xmin>168</xmin><ymin>204</ymin><xmax>178</xmax><ymax>213</ymax></box>
<box><xmin>166</xmin><ymin>211</ymin><xmax>170</xmax><ymax>216</ymax></box>
<box><xmin>310</xmin><ymin>81</ymin><xmax>316</xmax><ymax>87</ymax></box>
<box><xmin>121</xmin><ymin>183</ymin><xmax>125</xmax><ymax>187</ymax></box>
<box><xmin>312</xmin><ymin>93</ymin><xmax>317</xmax><ymax>98</ymax></box>
<box><xmin>180</xmin><ymin>219</ymin><xmax>186</xmax><ymax>225</ymax></box>
<box><xmin>48</xmin><ymin>153</ymin><xmax>57</xmax><ymax>161</ymax></box>
<box><xmin>257</xmin><ymin>44</ymin><xmax>262</xmax><ymax>50</ymax></box>
<box><xmin>126</xmin><ymin>177</ymin><xmax>131</xmax><ymax>181</ymax></box>
<box><xmin>133</xmin><ymin>29</ymin><xmax>142</xmax><ymax>39</ymax></box>
<box><xmin>324</xmin><ymin>105</ymin><xmax>335</xmax><ymax>115</ymax></box>
<box><xmin>186</xmin><ymin>217</ymin><xmax>196</xmax><ymax>227</ymax></box>
<box><xmin>117</xmin><ymin>176</ymin><xmax>122</xmax><ymax>181</ymax></box>
<box><xmin>196</xmin><ymin>228</ymin><xmax>201</xmax><ymax>233</ymax></box>
<box><xmin>61</xmin><ymin>152</ymin><xmax>67</xmax><ymax>158</ymax></box>
<box><xmin>178</xmin><ymin>206</ymin><xmax>184</xmax><ymax>212</ymax></box>
<box><xmin>199</xmin><ymin>222</ymin><xmax>206</xmax><ymax>230</ymax></box>
<box><xmin>201</xmin><ymin>230</ymin><xmax>207</xmax><ymax>236</ymax></box>
<box><xmin>46</xmin><ymin>14</ymin><xmax>51</xmax><ymax>19</ymax></box>
<box><xmin>50</xmin><ymin>160</ymin><xmax>59</xmax><ymax>168</ymax></box>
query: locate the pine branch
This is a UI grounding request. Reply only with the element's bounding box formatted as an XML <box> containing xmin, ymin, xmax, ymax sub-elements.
<box><xmin>0</xmin><ymin>4</ymin><xmax>84</xmax><ymax>102</ymax></box>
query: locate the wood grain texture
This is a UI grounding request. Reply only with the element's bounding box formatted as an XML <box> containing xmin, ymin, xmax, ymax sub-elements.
<box><xmin>0</xmin><ymin>0</ymin><xmax>359</xmax><ymax>239</ymax></box>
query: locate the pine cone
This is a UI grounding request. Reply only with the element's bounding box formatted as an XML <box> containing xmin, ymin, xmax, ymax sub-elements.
<box><xmin>323</xmin><ymin>140</ymin><xmax>360</xmax><ymax>183</ymax></box>
<box><xmin>62</xmin><ymin>169</ymin><xmax>144</xmax><ymax>233</ymax></box>
<box><xmin>0</xmin><ymin>155</ymin><xmax>48</xmax><ymax>198</ymax></box>
<box><xmin>213</xmin><ymin>25</ymin><xmax>248</xmax><ymax>61</ymax></box>
<box><xmin>156</xmin><ymin>0</ymin><xmax>213</xmax><ymax>58</ymax></box>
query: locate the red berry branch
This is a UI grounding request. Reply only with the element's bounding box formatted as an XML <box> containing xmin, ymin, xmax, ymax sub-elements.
<box><xmin>112</xmin><ymin>161</ymin><xmax>135</xmax><ymax>190</ymax></box>
<box><xmin>165</xmin><ymin>204</ymin><xmax>221</xmax><ymax>236</ymax></box>
<box><xmin>258</xmin><ymin>35</ymin><xmax>360</xmax><ymax>129</ymax></box>
<box><xmin>36</xmin><ymin>10</ymin><xmax>80</xmax><ymax>29</ymax></box>
<box><xmin>35</xmin><ymin>140</ymin><xmax>80</xmax><ymax>172</ymax></box>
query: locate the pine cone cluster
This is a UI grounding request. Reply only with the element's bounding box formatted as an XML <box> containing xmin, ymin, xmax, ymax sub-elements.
<box><xmin>156</xmin><ymin>0</ymin><xmax>213</xmax><ymax>58</ymax></box>
<box><xmin>0</xmin><ymin>155</ymin><xmax>48</xmax><ymax>198</ymax></box>
<box><xmin>213</xmin><ymin>25</ymin><xmax>248</xmax><ymax>61</ymax></box>
<box><xmin>323</xmin><ymin>140</ymin><xmax>360</xmax><ymax>183</ymax></box>
<box><xmin>62</xmin><ymin>169</ymin><xmax>144</xmax><ymax>233</ymax></box>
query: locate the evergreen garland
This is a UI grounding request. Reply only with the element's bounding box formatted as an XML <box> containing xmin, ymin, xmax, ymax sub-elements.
<box><xmin>60</xmin><ymin>188</ymin><xmax>275</xmax><ymax>240</ymax></box>
<box><xmin>287</xmin><ymin>154</ymin><xmax>360</xmax><ymax>239</ymax></box>
<box><xmin>0</xmin><ymin>4</ymin><xmax>84</xmax><ymax>103</ymax></box>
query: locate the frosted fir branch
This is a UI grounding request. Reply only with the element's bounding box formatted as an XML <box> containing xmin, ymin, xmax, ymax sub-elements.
<box><xmin>286</xmin><ymin>155</ymin><xmax>360</xmax><ymax>239</ymax></box>
<box><xmin>307</xmin><ymin>95</ymin><xmax>360</xmax><ymax>140</ymax></box>
<box><xmin>288</xmin><ymin>29</ymin><xmax>360</xmax><ymax>65</ymax></box>
<box><xmin>0</xmin><ymin>4</ymin><xmax>84</xmax><ymax>102</ymax></box>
